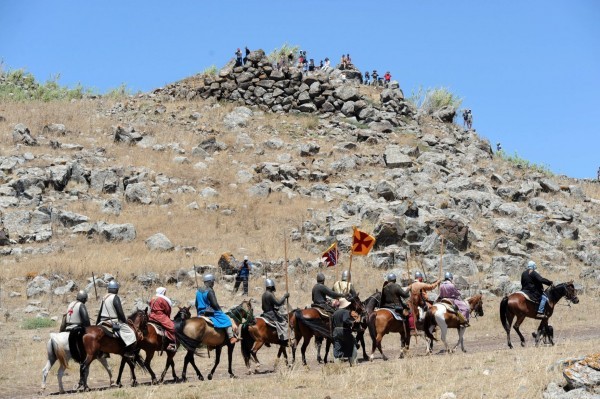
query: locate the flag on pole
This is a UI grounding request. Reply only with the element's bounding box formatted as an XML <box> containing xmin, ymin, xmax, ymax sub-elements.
<box><xmin>321</xmin><ymin>242</ymin><xmax>339</xmax><ymax>267</ymax></box>
<box><xmin>352</xmin><ymin>227</ymin><xmax>376</xmax><ymax>256</ymax></box>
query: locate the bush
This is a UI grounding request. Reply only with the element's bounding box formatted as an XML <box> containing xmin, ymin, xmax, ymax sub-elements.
<box><xmin>267</xmin><ymin>42</ymin><xmax>300</xmax><ymax>65</ymax></box>
<box><xmin>0</xmin><ymin>65</ymin><xmax>95</xmax><ymax>102</ymax></box>
<box><xmin>21</xmin><ymin>317</ymin><xmax>56</xmax><ymax>330</ymax></box>
<box><xmin>200</xmin><ymin>65</ymin><xmax>218</xmax><ymax>77</ymax></box>
<box><xmin>104</xmin><ymin>83</ymin><xmax>132</xmax><ymax>99</ymax></box>
<box><xmin>408</xmin><ymin>86</ymin><xmax>463</xmax><ymax>115</ymax></box>
<box><xmin>497</xmin><ymin>151</ymin><xmax>553</xmax><ymax>176</ymax></box>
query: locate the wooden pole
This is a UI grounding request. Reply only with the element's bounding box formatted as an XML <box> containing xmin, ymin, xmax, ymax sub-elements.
<box><xmin>92</xmin><ymin>272</ymin><xmax>99</xmax><ymax>300</ymax></box>
<box><xmin>438</xmin><ymin>235</ymin><xmax>445</xmax><ymax>287</ymax></box>
<box><xmin>345</xmin><ymin>252</ymin><xmax>354</xmax><ymax>295</ymax></box>
<box><xmin>284</xmin><ymin>231</ymin><xmax>291</xmax><ymax>346</ymax></box>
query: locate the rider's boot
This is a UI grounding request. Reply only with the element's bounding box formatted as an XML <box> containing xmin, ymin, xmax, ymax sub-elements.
<box><xmin>226</xmin><ymin>326</ymin><xmax>238</xmax><ymax>344</ymax></box>
<box><xmin>123</xmin><ymin>343</ymin><xmax>137</xmax><ymax>359</ymax></box>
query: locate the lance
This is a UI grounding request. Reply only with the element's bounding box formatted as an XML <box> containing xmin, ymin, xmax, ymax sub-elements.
<box><xmin>284</xmin><ymin>230</ymin><xmax>292</xmax><ymax>346</ymax></box>
<box><xmin>92</xmin><ymin>272</ymin><xmax>99</xmax><ymax>300</ymax></box>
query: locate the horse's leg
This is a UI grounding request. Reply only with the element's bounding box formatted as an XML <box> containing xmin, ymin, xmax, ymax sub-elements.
<box><xmin>315</xmin><ymin>335</ymin><xmax>323</xmax><ymax>363</ymax></box>
<box><xmin>534</xmin><ymin>320</ymin><xmax>547</xmax><ymax>347</ymax></box>
<box><xmin>375</xmin><ymin>331</ymin><xmax>388</xmax><ymax>361</ymax></box>
<box><xmin>513</xmin><ymin>315</ymin><xmax>527</xmax><ymax>347</ymax></box>
<box><xmin>439</xmin><ymin>322</ymin><xmax>449</xmax><ymax>353</ymax></box>
<box><xmin>144</xmin><ymin>350</ymin><xmax>158</xmax><ymax>384</ymax></box>
<box><xmin>280</xmin><ymin>344</ymin><xmax>289</xmax><ymax>366</ymax></box>
<box><xmin>185</xmin><ymin>350</ymin><xmax>204</xmax><ymax>381</ymax></box>
<box><xmin>97</xmin><ymin>355</ymin><xmax>114</xmax><ymax>386</ymax></box>
<box><xmin>357</xmin><ymin>330</ymin><xmax>368</xmax><ymax>361</ymax></box>
<box><xmin>227</xmin><ymin>343</ymin><xmax>235</xmax><ymax>379</ymax></box>
<box><xmin>455</xmin><ymin>326</ymin><xmax>467</xmax><ymax>353</ymax></box>
<box><xmin>323</xmin><ymin>338</ymin><xmax>332</xmax><ymax>363</ymax></box>
<box><xmin>300</xmin><ymin>332</ymin><xmax>312</xmax><ymax>366</ymax></box>
<box><xmin>251</xmin><ymin>340</ymin><xmax>265</xmax><ymax>372</ymax></box>
<box><xmin>208</xmin><ymin>346</ymin><xmax>222</xmax><ymax>380</ymax></box>
<box><xmin>126</xmin><ymin>358</ymin><xmax>138</xmax><ymax>387</ymax></box>
<box><xmin>505</xmin><ymin>310</ymin><xmax>515</xmax><ymax>349</ymax></box>
<box><xmin>41</xmin><ymin>340</ymin><xmax>56</xmax><ymax>393</ymax></box>
<box><xmin>116</xmin><ymin>357</ymin><xmax>127</xmax><ymax>388</ymax></box>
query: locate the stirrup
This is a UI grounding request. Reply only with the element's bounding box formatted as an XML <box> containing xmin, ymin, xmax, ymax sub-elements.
<box><xmin>536</xmin><ymin>313</ymin><xmax>547</xmax><ymax>319</ymax></box>
<box><xmin>166</xmin><ymin>343</ymin><xmax>177</xmax><ymax>352</ymax></box>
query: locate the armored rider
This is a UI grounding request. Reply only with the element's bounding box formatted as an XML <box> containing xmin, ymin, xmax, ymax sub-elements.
<box><xmin>438</xmin><ymin>272</ymin><xmax>469</xmax><ymax>326</ymax></box>
<box><xmin>521</xmin><ymin>260</ymin><xmax>553</xmax><ymax>318</ymax></box>
<box><xmin>332</xmin><ymin>270</ymin><xmax>357</xmax><ymax>297</ymax></box>
<box><xmin>312</xmin><ymin>272</ymin><xmax>345</xmax><ymax>314</ymax></box>
<box><xmin>261</xmin><ymin>279</ymin><xmax>290</xmax><ymax>342</ymax></box>
<box><xmin>149</xmin><ymin>287</ymin><xmax>176</xmax><ymax>351</ymax></box>
<box><xmin>96</xmin><ymin>280</ymin><xmax>138</xmax><ymax>358</ymax></box>
<box><xmin>195</xmin><ymin>274</ymin><xmax>238</xmax><ymax>344</ymax></box>
<box><xmin>380</xmin><ymin>273</ymin><xmax>410</xmax><ymax>315</ymax></box>
<box><xmin>408</xmin><ymin>271</ymin><xmax>440</xmax><ymax>321</ymax></box>
<box><xmin>64</xmin><ymin>290</ymin><xmax>91</xmax><ymax>331</ymax></box>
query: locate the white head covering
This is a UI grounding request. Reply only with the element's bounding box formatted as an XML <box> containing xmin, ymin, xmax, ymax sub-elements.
<box><xmin>156</xmin><ymin>287</ymin><xmax>167</xmax><ymax>296</ymax></box>
<box><xmin>244</xmin><ymin>255</ymin><xmax>248</xmax><ymax>261</ymax></box>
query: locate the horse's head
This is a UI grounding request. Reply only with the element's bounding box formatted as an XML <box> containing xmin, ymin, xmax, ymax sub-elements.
<box><xmin>348</xmin><ymin>293</ymin><xmax>365</xmax><ymax>316</ymax></box>
<box><xmin>128</xmin><ymin>308</ymin><xmax>149</xmax><ymax>335</ymax></box>
<box><xmin>469</xmin><ymin>294</ymin><xmax>484</xmax><ymax>318</ymax></box>
<box><xmin>175</xmin><ymin>306</ymin><xmax>192</xmax><ymax>321</ymax></box>
<box><xmin>565</xmin><ymin>281</ymin><xmax>579</xmax><ymax>304</ymax></box>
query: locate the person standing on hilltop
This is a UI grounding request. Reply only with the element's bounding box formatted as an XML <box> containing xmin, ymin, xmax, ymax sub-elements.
<box><xmin>371</xmin><ymin>70</ymin><xmax>379</xmax><ymax>86</ymax></box>
<box><xmin>597</xmin><ymin>166</ymin><xmax>600</xmax><ymax>181</ymax></box>
<box><xmin>243</xmin><ymin>46</ymin><xmax>250</xmax><ymax>65</ymax></box>
<box><xmin>364</xmin><ymin>71</ymin><xmax>370</xmax><ymax>85</ymax></box>
<box><xmin>323</xmin><ymin>57</ymin><xmax>331</xmax><ymax>72</ymax></box>
<box><xmin>384</xmin><ymin>71</ymin><xmax>392</xmax><ymax>87</ymax></box>
<box><xmin>235</xmin><ymin>48</ymin><xmax>243</xmax><ymax>67</ymax></box>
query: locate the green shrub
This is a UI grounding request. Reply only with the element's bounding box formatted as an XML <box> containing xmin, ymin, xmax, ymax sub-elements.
<box><xmin>21</xmin><ymin>317</ymin><xmax>56</xmax><ymax>330</ymax></box>
<box><xmin>498</xmin><ymin>151</ymin><xmax>553</xmax><ymax>176</ymax></box>
<box><xmin>104</xmin><ymin>83</ymin><xmax>132</xmax><ymax>99</ymax></box>
<box><xmin>200</xmin><ymin>65</ymin><xmax>218</xmax><ymax>77</ymax></box>
<box><xmin>267</xmin><ymin>42</ymin><xmax>300</xmax><ymax>65</ymax></box>
<box><xmin>408</xmin><ymin>86</ymin><xmax>463</xmax><ymax>115</ymax></box>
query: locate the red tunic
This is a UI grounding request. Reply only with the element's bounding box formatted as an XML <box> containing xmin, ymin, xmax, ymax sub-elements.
<box><xmin>149</xmin><ymin>296</ymin><xmax>175</xmax><ymax>341</ymax></box>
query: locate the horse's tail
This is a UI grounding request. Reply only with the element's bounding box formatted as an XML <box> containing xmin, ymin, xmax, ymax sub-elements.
<box><xmin>50</xmin><ymin>334</ymin><xmax>69</xmax><ymax>370</ymax></box>
<box><xmin>240</xmin><ymin>323</ymin><xmax>255</xmax><ymax>363</ymax></box>
<box><xmin>294</xmin><ymin>309</ymin><xmax>332</xmax><ymax>340</ymax></box>
<box><xmin>367</xmin><ymin>312</ymin><xmax>377</xmax><ymax>343</ymax></box>
<box><xmin>499</xmin><ymin>296</ymin><xmax>510</xmax><ymax>333</ymax></box>
<box><xmin>133</xmin><ymin>353</ymin><xmax>148</xmax><ymax>373</ymax></box>
<box><xmin>423</xmin><ymin>308</ymin><xmax>437</xmax><ymax>342</ymax></box>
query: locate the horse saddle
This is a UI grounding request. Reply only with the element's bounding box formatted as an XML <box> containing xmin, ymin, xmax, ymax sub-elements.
<box><xmin>256</xmin><ymin>316</ymin><xmax>277</xmax><ymax>329</ymax></box>
<box><xmin>98</xmin><ymin>321</ymin><xmax>120</xmax><ymax>338</ymax></box>
<box><xmin>310</xmin><ymin>304</ymin><xmax>333</xmax><ymax>318</ymax></box>
<box><xmin>148</xmin><ymin>322</ymin><xmax>166</xmax><ymax>337</ymax></box>
<box><xmin>515</xmin><ymin>291</ymin><xmax>538</xmax><ymax>304</ymax></box>
<box><xmin>438</xmin><ymin>302</ymin><xmax>458</xmax><ymax>314</ymax></box>
<box><xmin>199</xmin><ymin>315</ymin><xmax>214</xmax><ymax>326</ymax></box>
<box><xmin>378</xmin><ymin>308</ymin><xmax>404</xmax><ymax>321</ymax></box>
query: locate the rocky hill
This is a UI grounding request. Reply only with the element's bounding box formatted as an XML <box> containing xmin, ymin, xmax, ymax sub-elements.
<box><xmin>0</xmin><ymin>48</ymin><xmax>599</xmax><ymax>306</ymax></box>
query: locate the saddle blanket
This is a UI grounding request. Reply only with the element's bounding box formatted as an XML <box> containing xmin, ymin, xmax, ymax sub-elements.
<box><xmin>309</xmin><ymin>306</ymin><xmax>331</xmax><ymax>318</ymax></box>
<box><xmin>377</xmin><ymin>308</ymin><xmax>404</xmax><ymax>321</ymax></box>
<box><xmin>148</xmin><ymin>322</ymin><xmax>165</xmax><ymax>337</ymax></box>
<box><xmin>515</xmin><ymin>291</ymin><xmax>536</xmax><ymax>303</ymax></box>
<box><xmin>200</xmin><ymin>316</ymin><xmax>214</xmax><ymax>326</ymax></box>
<box><xmin>437</xmin><ymin>303</ymin><xmax>457</xmax><ymax>314</ymax></box>
<box><xmin>256</xmin><ymin>316</ymin><xmax>277</xmax><ymax>329</ymax></box>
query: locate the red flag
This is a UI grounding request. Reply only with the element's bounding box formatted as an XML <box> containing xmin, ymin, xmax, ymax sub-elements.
<box><xmin>352</xmin><ymin>227</ymin><xmax>376</xmax><ymax>256</ymax></box>
<box><xmin>321</xmin><ymin>242</ymin><xmax>339</xmax><ymax>267</ymax></box>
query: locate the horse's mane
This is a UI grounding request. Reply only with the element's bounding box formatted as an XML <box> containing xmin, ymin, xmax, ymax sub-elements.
<box><xmin>547</xmin><ymin>282</ymin><xmax>568</xmax><ymax>303</ymax></box>
<box><xmin>127</xmin><ymin>308</ymin><xmax>144</xmax><ymax>320</ymax></box>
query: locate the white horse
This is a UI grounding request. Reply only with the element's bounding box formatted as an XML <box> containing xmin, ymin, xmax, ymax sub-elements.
<box><xmin>41</xmin><ymin>332</ymin><xmax>113</xmax><ymax>394</ymax></box>
<box><xmin>423</xmin><ymin>303</ymin><xmax>467</xmax><ymax>353</ymax></box>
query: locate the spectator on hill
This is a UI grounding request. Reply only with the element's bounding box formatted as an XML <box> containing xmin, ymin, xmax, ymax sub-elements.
<box><xmin>287</xmin><ymin>52</ymin><xmax>294</xmax><ymax>66</ymax></box>
<box><xmin>341</xmin><ymin>54</ymin><xmax>348</xmax><ymax>69</ymax></box>
<box><xmin>597</xmin><ymin>166</ymin><xmax>600</xmax><ymax>181</ymax></box>
<box><xmin>319</xmin><ymin>60</ymin><xmax>324</xmax><ymax>70</ymax></box>
<box><xmin>235</xmin><ymin>48</ymin><xmax>243</xmax><ymax>67</ymax></box>
<box><xmin>243</xmin><ymin>46</ymin><xmax>250</xmax><ymax>64</ymax></box>
<box><xmin>309</xmin><ymin>59</ymin><xmax>315</xmax><ymax>72</ymax></box>
<box><xmin>303</xmin><ymin>58</ymin><xmax>309</xmax><ymax>74</ymax></box>
<box><xmin>462</xmin><ymin>109</ymin><xmax>473</xmax><ymax>129</ymax></box>
<box><xmin>364</xmin><ymin>71</ymin><xmax>370</xmax><ymax>85</ymax></box>
<box><xmin>496</xmin><ymin>142</ymin><xmax>502</xmax><ymax>153</ymax></box>
<box><xmin>384</xmin><ymin>71</ymin><xmax>392</xmax><ymax>87</ymax></box>
<box><xmin>322</xmin><ymin>58</ymin><xmax>331</xmax><ymax>72</ymax></box>
<box><xmin>371</xmin><ymin>70</ymin><xmax>379</xmax><ymax>86</ymax></box>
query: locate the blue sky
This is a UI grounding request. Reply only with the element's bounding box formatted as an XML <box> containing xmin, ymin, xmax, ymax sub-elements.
<box><xmin>1</xmin><ymin>1</ymin><xmax>599</xmax><ymax>178</ymax></box>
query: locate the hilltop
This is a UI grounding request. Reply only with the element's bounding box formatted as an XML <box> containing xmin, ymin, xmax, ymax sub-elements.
<box><xmin>0</xmin><ymin>49</ymin><xmax>599</xmax><ymax>398</ymax></box>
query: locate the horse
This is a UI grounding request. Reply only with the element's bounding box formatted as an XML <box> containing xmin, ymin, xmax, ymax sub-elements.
<box><xmin>367</xmin><ymin>303</ymin><xmax>411</xmax><ymax>361</ymax></box>
<box><xmin>177</xmin><ymin>299</ymin><xmax>253</xmax><ymax>381</ymax></box>
<box><xmin>76</xmin><ymin>309</ymin><xmax>149</xmax><ymax>391</ymax></box>
<box><xmin>115</xmin><ymin>306</ymin><xmax>188</xmax><ymax>385</ymax></box>
<box><xmin>41</xmin><ymin>331</ymin><xmax>113</xmax><ymax>394</ymax></box>
<box><xmin>289</xmin><ymin>294</ymin><xmax>365</xmax><ymax>366</ymax></box>
<box><xmin>240</xmin><ymin>308</ymin><xmax>291</xmax><ymax>374</ymax></box>
<box><xmin>500</xmin><ymin>281</ymin><xmax>578</xmax><ymax>349</ymax></box>
<box><xmin>423</xmin><ymin>294</ymin><xmax>485</xmax><ymax>354</ymax></box>
<box><xmin>356</xmin><ymin>291</ymin><xmax>380</xmax><ymax>361</ymax></box>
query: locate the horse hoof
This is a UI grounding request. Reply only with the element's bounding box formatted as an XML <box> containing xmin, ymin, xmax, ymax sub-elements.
<box><xmin>198</xmin><ymin>375</ymin><xmax>204</xmax><ymax>382</ymax></box>
<box><xmin>131</xmin><ymin>381</ymin><xmax>138</xmax><ymax>387</ymax></box>
<box><xmin>229</xmin><ymin>374</ymin><xmax>236</xmax><ymax>379</ymax></box>
<box><xmin>152</xmin><ymin>379</ymin><xmax>158</xmax><ymax>385</ymax></box>
<box><xmin>208</xmin><ymin>374</ymin><xmax>213</xmax><ymax>381</ymax></box>
<box><xmin>520</xmin><ymin>342</ymin><xmax>525</xmax><ymax>347</ymax></box>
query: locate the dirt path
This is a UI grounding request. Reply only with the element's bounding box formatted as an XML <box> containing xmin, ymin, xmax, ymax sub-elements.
<box><xmin>23</xmin><ymin>325</ymin><xmax>600</xmax><ymax>399</ymax></box>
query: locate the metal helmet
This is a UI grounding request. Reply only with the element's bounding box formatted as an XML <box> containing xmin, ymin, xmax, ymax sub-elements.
<box><xmin>387</xmin><ymin>273</ymin><xmax>397</xmax><ymax>282</ymax></box>
<box><xmin>203</xmin><ymin>274</ymin><xmax>215</xmax><ymax>283</ymax></box>
<box><xmin>415</xmin><ymin>271</ymin><xmax>423</xmax><ymax>280</ymax></box>
<box><xmin>527</xmin><ymin>261</ymin><xmax>537</xmax><ymax>270</ymax></box>
<box><xmin>444</xmin><ymin>272</ymin><xmax>454</xmax><ymax>281</ymax></box>
<box><xmin>265</xmin><ymin>279</ymin><xmax>275</xmax><ymax>289</ymax></box>
<box><xmin>341</xmin><ymin>270</ymin><xmax>350</xmax><ymax>282</ymax></box>
<box><xmin>107</xmin><ymin>280</ymin><xmax>119</xmax><ymax>293</ymax></box>
<box><xmin>316</xmin><ymin>272</ymin><xmax>325</xmax><ymax>283</ymax></box>
<box><xmin>76</xmin><ymin>290</ymin><xmax>88</xmax><ymax>302</ymax></box>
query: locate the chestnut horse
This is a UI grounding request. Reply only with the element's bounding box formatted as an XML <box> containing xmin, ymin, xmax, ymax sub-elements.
<box><xmin>289</xmin><ymin>295</ymin><xmax>364</xmax><ymax>366</ymax></box>
<box><xmin>116</xmin><ymin>307</ymin><xmax>188</xmax><ymax>385</ymax></box>
<box><xmin>423</xmin><ymin>294</ymin><xmax>485</xmax><ymax>353</ymax></box>
<box><xmin>367</xmin><ymin>305</ymin><xmax>411</xmax><ymax>361</ymax></box>
<box><xmin>356</xmin><ymin>291</ymin><xmax>380</xmax><ymax>360</ymax></box>
<box><xmin>240</xmin><ymin>312</ymin><xmax>290</xmax><ymax>374</ymax></box>
<box><xmin>177</xmin><ymin>300</ymin><xmax>253</xmax><ymax>381</ymax></box>
<box><xmin>76</xmin><ymin>309</ymin><xmax>148</xmax><ymax>391</ymax></box>
<box><xmin>500</xmin><ymin>281</ymin><xmax>578</xmax><ymax>349</ymax></box>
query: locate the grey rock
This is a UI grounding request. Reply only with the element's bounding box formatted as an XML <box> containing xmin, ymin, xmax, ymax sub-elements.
<box><xmin>97</xmin><ymin>222</ymin><xmax>136</xmax><ymax>242</ymax></box>
<box><xmin>125</xmin><ymin>182</ymin><xmax>152</xmax><ymax>204</ymax></box>
<box><xmin>539</xmin><ymin>178</ymin><xmax>560</xmax><ymax>193</ymax></box>
<box><xmin>145</xmin><ymin>233</ymin><xmax>174</xmax><ymax>251</ymax></box>
<box><xmin>334</xmin><ymin>86</ymin><xmax>359</xmax><ymax>102</ymax></box>
<box><xmin>53</xmin><ymin>280</ymin><xmax>76</xmax><ymax>296</ymax></box>
<box><xmin>101</xmin><ymin>199</ymin><xmax>122</xmax><ymax>216</ymax></box>
<box><xmin>42</xmin><ymin>123</ymin><xmax>67</xmax><ymax>135</ymax></box>
<box><xmin>431</xmin><ymin>106</ymin><xmax>456</xmax><ymax>123</ymax></box>
<box><xmin>137</xmin><ymin>272</ymin><xmax>160</xmax><ymax>287</ymax></box>
<box><xmin>113</xmin><ymin>125</ymin><xmax>143</xmax><ymax>144</ymax></box>
<box><xmin>299</xmin><ymin>142</ymin><xmax>320</xmax><ymax>157</ymax></box>
<box><xmin>384</xmin><ymin>146</ymin><xmax>413</xmax><ymax>168</ymax></box>
<box><xmin>12</xmin><ymin>123</ymin><xmax>38</xmax><ymax>146</ymax></box>
<box><xmin>223</xmin><ymin>106</ymin><xmax>253</xmax><ymax>129</ymax></box>
<box><xmin>26</xmin><ymin>276</ymin><xmax>52</xmax><ymax>298</ymax></box>
<box><xmin>248</xmin><ymin>181</ymin><xmax>271</xmax><ymax>197</ymax></box>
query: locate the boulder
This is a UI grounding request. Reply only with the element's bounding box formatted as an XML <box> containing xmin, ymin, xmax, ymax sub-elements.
<box><xmin>97</xmin><ymin>223</ymin><xmax>136</xmax><ymax>242</ymax></box>
<box><xmin>299</xmin><ymin>142</ymin><xmax>320</xmax><ymax>157</ymax></box>
<box><xmin>12</xmin><ymin>123</ymin><xmax>38</xmax><ymax>146</ymax></box>
<box><xmin>431</xmin><ymin>106</ymin><xmax>456</xmax><ymax>123</ymax></box>
<box><xmin>384</xmin><ymin>146</ymin><xmax>413</xmax><ymax>168</ymax></box>
<box><xmin>113</xmin><ymin>125</ymin><xmax>143</xmax><ymax>144</ymax></box>
<box><xmin>27</xmin><ymin>276</ymin><xmax>52</xmax><ymax>298</ymax></box>
<box><xmin>334</xmin><ymin>86</ymin><xmax>359</xmax><ymax>102</ymax></box>
<box><xmin>53</xmin><ymin>280</ymin><xmax>76</xmax><ymax>296</ymax></box>
<box><xmin>223</xmin><ymin>106</ymin><xmax>253</xmax><ymax>129</ymax></box>
<box><xmin>101</xmin><ymin>199</ymin><xmax>122</xmax><ymax>216</ymax></box>
<box><xmin>125</xmin><ymin>182</ymin><xmax>152</xmax><ymax>204</ymax></box>
<box><xmin>145</xmin><ymin>233</ymin><xmax>174</xmax><ymax>251</ymax></box>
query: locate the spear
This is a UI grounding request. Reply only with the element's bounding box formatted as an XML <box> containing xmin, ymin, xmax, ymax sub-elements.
<box><xmin>91</xmin><ymin>272</ymin><xmax>99</xmax><ymax>300</ymax></box>
<box><xmin>284</xmin><ymin>230</ymin><xmax>291</xmax><ymax>346</ymax></box>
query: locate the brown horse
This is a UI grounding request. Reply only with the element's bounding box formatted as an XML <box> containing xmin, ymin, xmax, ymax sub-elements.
<box><xmin>367</xmin><ymin>305</ymin><xmax>411</xmax><ymax>361</ymax></box>
<box><xmin>289</xmin><ymin>295</ymin><xmax>364</xmax><ymax>366</ymax></box>
<box><xmin>240</xmin><ymin>312</ymin><xmax>290</xmax><ymax>374</ymax></box>
<box><xmin>116</xmin><ymin>307</ymin><xmax>188</xmax><ymax>385</ymax></box>
<box><xmin>76</xmin><ymin>309</ymin><xmax>148</xmax><ymax>391</ymax></box>
<box><xmin>423</xmin><ymin>294</ymin><xmax>485</xmax><ymax>354</ymax></box>
<box><xmin>500</xmin><ymin>281</ymin><xmax>578</xmax><ymax>349</ymax></box>
<box><xmin>177</xmin><ymin>300</ymin><xmax>253</xmax><ymax>381</ymax></box>
<box><xmin>356</xmin><ymin>291</ymin><xmax>380</xmax><ymax>360</ymax></box>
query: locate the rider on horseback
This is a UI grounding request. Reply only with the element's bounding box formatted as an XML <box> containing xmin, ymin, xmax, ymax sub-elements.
<box><xmin>380</xmin><ymin>273</ymin><xmax>409</xmax><ymax>315</ymax></box>
<box><xmin>521</xmin><ymin>261</ymin><xmax>553</xmax><ymax>319</ymax></box>
<box><xmin>408</xmin><ymin>271</ymin><xmax>440</xmax><ymax>322</ymax></box>
<box><xmin>149</xmin><ymin>287</ymin><xmax>177</xmax><ymax>351</ymax></box>
<box><xmin>438</xmin><ymin>272</ymin><xmax>469</xmax><ymax>326</ymax></box>
<box><xmin>64</xmin><ymin>290</ymin><xmax>91</xmax><ymax>331</ymax></box>
<box><xmin>96</xmin><ymin>280</ymin><xmax>138</xmax><ymax>359</ymax></box>
<box><xmin>195</xmin><ymin>274</ymin><xmax>238</xmax><ymax>344</ymax></box>
<box><xmin>332</xmin><ymin>270</ymin><xmax>357</xmax><ymax>296</ymax></box>
<box><xmin>261</xmin><ymin>279</ymin><xmax>290</xmax><ymax>342</ymax></box>
<box><xmin>312</xmin><ymin>272</ymin><xmax>345</xmax><ymax>314</ymax></box>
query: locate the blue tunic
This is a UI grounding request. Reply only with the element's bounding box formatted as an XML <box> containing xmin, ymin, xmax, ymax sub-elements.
<box><xmin>195</xmin><ymin>289</ymin><xmax>232</xmax><ymax>328</ymax></box>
